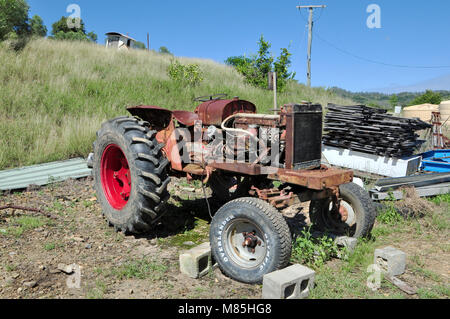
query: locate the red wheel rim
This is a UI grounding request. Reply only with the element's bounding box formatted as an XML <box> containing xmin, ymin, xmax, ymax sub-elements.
<box><xmin>100</xmin><ymin>144</ymin><xmax>131</xmax><ymax>210</ymax></box>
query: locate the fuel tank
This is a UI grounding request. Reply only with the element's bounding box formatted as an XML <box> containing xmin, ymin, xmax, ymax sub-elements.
<box><xmin>195</xmin><ymin>98</ymin><xmax>256</xmax><ymax>126</ymax></box>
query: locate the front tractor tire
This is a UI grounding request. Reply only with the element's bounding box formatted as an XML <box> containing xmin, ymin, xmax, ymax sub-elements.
<box><xmin>93</xmin><ymin>116</ymin><xmax>171</xmax><ymax>234</ymax></box>
<box><xmin>210</xmin><ymin>197</ymin><xmax>292</xmax><ymax>284</ymax></box>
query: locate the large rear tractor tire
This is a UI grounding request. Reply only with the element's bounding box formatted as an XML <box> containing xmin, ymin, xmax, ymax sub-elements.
<box><xmin>93</xmin><ymin>116</ymin><xmax>171</xmax><ymax>234</ymax></box>
<box><xmin>210</xmin><ymin>197</ymin><xmax>292</xmax><ymax>284</ymax></box>
<box><xmin>309</xmin><ymin>182</ymin><xmax>376</xmax><ymax>238</ymax></box>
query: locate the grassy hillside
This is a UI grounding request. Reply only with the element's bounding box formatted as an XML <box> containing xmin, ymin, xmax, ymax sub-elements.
<box><xmin>0</xmin><ymin>39</ymin><xmax>355</xmax><ymax>170</ymax></box>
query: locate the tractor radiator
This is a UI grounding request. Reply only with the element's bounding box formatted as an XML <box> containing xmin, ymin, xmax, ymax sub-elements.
<box><xmin>286</xmin><ymin>103</ymin><xmax>323</xmax><ymax>170</ymax></box>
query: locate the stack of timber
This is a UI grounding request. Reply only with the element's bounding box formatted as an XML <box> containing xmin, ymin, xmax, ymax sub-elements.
<box><xmin>323</xmin><ymin>104</ymin><xmax>432</xmax><ymax>158</ymax></box>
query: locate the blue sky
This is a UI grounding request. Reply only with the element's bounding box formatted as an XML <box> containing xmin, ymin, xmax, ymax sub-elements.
<box><xmin>27</xmin><ymin>0</ymin><xmax>450</xmax><ymax>93</ymax></box>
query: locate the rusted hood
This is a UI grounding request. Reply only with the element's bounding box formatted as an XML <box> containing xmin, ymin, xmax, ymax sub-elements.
<box><xmin>195</xmin><ymin>99</ymin><xmax>256</xmax><ymax>126</ymax></box>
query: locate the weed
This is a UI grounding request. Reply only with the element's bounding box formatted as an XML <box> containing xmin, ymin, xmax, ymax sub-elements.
<box><xmin>377</xmin><ymin>203</ymin><xmax>403</xmax><ymax>225</ymax></box>
<box><xmin>178</xmin><ymin>180</ymin><xmax>201</xmax><ymax>189</ymax></box>
<box><xmin>4</xmin><ymin>263</ymin><xmax>17</xmax><ymax>272</ymax></box>
<box><xmin>82</xmin><ymin>200</ymin><xmax>93</xmax><ymax>208</ymax></box>
<box><xmin>291</xmin><ymin>227</ymin><xmax>342</xmax><ymax>269</ymax></box>
<box><xmin>44</xmin><ymin>242</ymin><xmax>56</xmax><ymax>251</ymax></box>
<box><xmin>50</xmin><ymin>201</ymin><xmax>65</xmax><ymax>214</ymax></box>
<box><xmin>272</xmin><ymin>181</ymin><xmax>282</xmax><ymax>188</ymax></box>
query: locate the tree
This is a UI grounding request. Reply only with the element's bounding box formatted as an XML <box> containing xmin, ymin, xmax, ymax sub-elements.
<box><xmin>0</xmin><ymin>0</ymin><xmax>30</xmax><ymax>41</ymax></box>
<box><xmin>225</xmin><ymin>35</ymin><xmax>294</xmax><ymax>92</ymax></box>
<box><xmin>226</xmin><ymin>55</ymin><xmax>252</xmax><ymax>68</ymax></box>
<box><xmin>50</xmin><ymin>16</ymin><xmax>97</xmax><ymax>42</ymax></box>
<box><xmin>274</xmin><ymin>48</ymin><xmax>295</xmax><ymax>91</ymax></box>
<box><xmin>409</xmin><ymin>90</ymin><xmax>442</xmax><ymax>106</ymax></box>
<box><xmin>389</xmin><ymin>94</ymin><xmax>399</xmax><ymax>107</ymax></box>
<box><xmin>254</xmin><ymin>35</ymin><xmax>274</xmax><ymax>84</ymax></box>
<box><xmin>133</xmin><ymin>41</ymin><xmax>146</xmax><ymax>50</ymax></box>
<box><xmin>87</xmin><ymin>31</ymin><xmax>97</xmax><ymax>43</ymax></box>
<box><xmin>51</xmin><ymin>16</ymin><xmax>85</xmax><ymax>35</ymax></box>
<box><xmin>159</xmin><ymin>46</ymin><xmax>172</xmax><ymax>55</ymax></box>
<box><xmin>29</xmin><ymin>14</ymin><xmax>46</xmax><ymax>37</ymax></box>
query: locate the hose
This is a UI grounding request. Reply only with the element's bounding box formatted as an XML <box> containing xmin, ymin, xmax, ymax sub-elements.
<box><xmin>221</xmin><ymin>114</ymin><xmax>259</xmax><ymax>142</ymax></box>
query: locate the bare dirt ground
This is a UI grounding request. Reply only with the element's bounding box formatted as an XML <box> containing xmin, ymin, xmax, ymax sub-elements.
<box><xmin>0</xmin><ymin>177</ymin><xmax>261</xmax><ymax>299</ymax></box>
<box><xmin>0</xmin><ymin>177</ymin><xmax>449</xmax><ymax>299</ymax></box>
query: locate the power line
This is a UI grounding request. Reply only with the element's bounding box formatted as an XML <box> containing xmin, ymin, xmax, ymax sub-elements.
<box><xmin>313</xmin><ymin>31</ymin><xmax>450</xmax><ymax>69</ymax></box>
<box><xmin>298</xmin><ymin>23</ymin><xmax>308</xmax><ymax>51</ymax></box>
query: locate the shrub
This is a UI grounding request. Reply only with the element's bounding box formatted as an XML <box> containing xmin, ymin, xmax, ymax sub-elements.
<box><xmin>167</xmin><ymin>60</ymin><xmax>204</xmax><ymax>87</ymax></box>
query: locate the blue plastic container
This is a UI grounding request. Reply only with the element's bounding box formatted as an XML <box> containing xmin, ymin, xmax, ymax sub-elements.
<box><xmin>420</xmin><ymin>149</ymin><xmax>450</xmax><ymax>173</ymax></box>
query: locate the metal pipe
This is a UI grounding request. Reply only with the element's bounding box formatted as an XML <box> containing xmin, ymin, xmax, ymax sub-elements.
<box><xmin>221</xmin><ymin>114</ymin><xmax>260</xmax><ymax>142</ymax></box>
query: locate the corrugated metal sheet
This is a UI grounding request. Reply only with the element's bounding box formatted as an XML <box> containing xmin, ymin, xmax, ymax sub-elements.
<box><xmin>0</xmin><ymin>158</ymin><xmax>92</xmax><ymax>191</ymax></box>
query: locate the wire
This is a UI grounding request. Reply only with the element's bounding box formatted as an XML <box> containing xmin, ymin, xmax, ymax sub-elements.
<box><xmin>201</xmin><ymin>173</ymin><xmax>213</xmax><ymax>220</ymax></box>
<box><xmin>313</xmin><ymin>31</ymin><xmax>450</xmax><ymax>69</ymax></box>
<box><xmin>299</xmin><ymin>23</ymin><xmax>308</xmax><ymax>51</ymax></box>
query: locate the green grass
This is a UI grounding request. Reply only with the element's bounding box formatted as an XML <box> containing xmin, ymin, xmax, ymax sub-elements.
<box><xmin>376</xmin><ymin>202</ymin><xmax>404</xmax><ymax>226</ymax></box>
<box><xmin>410</xmin><ymin>265</ymin><xmax>442</xmax><ymax>282</ymax></box>
<box><xmin>310</xmin><ymin>265</ymin><xmax>405</xmax><ymax>299</ymax></box>
<box><xmin>43</xmin><ymin>242</ymin><xmax>56</xmax><ymax>251</ymax></box>
<box><xmin>86</xmin><ymin>280</ymin><xmax>108</xmax><ymax>299</ymax></box>
<box><xmin>112</xmin><ymin>258</ymin><xmax>168</xmax><ymax>281</ymax></box>
<box><xmin>417</xmin><ymin>285</ymin><xmax>450</xmax><ymax>299</ymax></box>
<box><xmin>4</xmin><ymin>263</ymin><xmax>17</xmax><ymax>272</ymax></box>
<box><xmin>427</xmin><ymin>194</ymin><xmax>450</xmax><ymax>206</ymax></box>
<box><xmin>1</xmin><ymin>216</ymin><xmax>48</xmax><ymax>237</ymax></box>
<box><xmin>0</xmin><ymin>38</ymin><xmax>355</xmax><ymax>170</ymax></box>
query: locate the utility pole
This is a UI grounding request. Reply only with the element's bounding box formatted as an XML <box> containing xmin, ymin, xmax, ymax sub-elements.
<box><xmin>297</xmin><ymin>4</ymin><xmax>326</xmax><ymax>87</ymax></box>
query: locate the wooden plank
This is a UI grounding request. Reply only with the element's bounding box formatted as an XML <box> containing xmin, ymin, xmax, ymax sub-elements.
<box><xmin>386</xmin><ymin>276</ymin><xmax>417</xmax><ymax>295</ymax></box>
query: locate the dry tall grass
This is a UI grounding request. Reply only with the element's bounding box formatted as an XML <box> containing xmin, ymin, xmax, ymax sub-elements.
<box><xmin>0</xmin><ymin>39</ymin><xmax>355</xmax><ymax>169</ymax></box>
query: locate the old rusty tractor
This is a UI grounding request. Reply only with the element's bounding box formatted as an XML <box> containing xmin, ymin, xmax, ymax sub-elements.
<box><xmin>90</xmin><ymin>95</ymin><xmax>376</xmax><ymax>283</ymax></box>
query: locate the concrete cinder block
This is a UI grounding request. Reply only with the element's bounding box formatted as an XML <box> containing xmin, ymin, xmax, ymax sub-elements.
<box><xmin>374</xmin><ymin>246</ymin><xmax>406</xmax><ymax>277</ymax></box>
<box><xmin>179</xmin><ymin>242</ymin><xmax>216</xmax><ymax>279</ymax></box>
<box><xmin>335</xmin><ymin>236</ymin><xmax>358</xmax><ymax>259</ymax></box>
<box><xmin>262</xmin><ymin>264</ymin><xmax>315</xmax><ymax>299</ymax></box>
<box><xmin>335</xmin><ymin>236</ymin><xmax>358</xmax><ymax>251</ymax></box>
